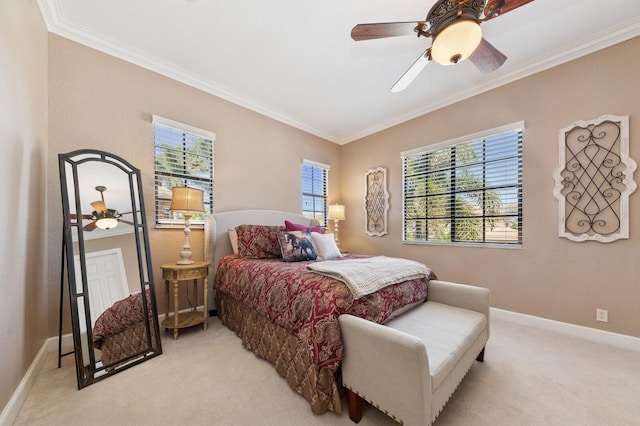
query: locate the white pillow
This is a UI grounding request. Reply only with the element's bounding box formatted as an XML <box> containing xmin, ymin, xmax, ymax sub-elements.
<box><xmin>310</xmin><ymin>232</ymin><xmax>342</xmax><ymax>260</ymax></box>
<box><xmin>228</xmin><ymin>228</ymin><xmax>239</xmax><ymax>254</ymax></box>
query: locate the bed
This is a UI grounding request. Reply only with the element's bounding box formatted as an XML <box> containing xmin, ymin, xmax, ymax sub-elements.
<box><xmin>207</xmin><ymin>210</ymin><xmax>435</xmax><ymax>414</ymax></box>
<box><xmin>92</xmin><ymin>291</ymin><xmax>158</xmax><ymax>369</ymax></box>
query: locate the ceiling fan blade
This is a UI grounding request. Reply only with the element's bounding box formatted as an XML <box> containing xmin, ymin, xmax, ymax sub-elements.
<box><xmin>70</xmin><ymin>214</ymin><xmax>93</xmax><ymax>220</ymax></box>
<box><xmin>351</xmin><ymin>22</ymin><xmax>428</xmax><ymax>41</ymax></box>
<box><xmin>119</xmin><ymin>219</ymin><xmax>135</xmax><ymax>226</ymax></box>
<box><xmin>483</xmin><ymin>0</ymin><xmax>534</xmax><ymax>21</ymax></box>
<box><xmin>84</xmin><ymin>221</ymin><xmax>98</xmax><ymax>232</ymax></box>
<box><xmin>391</xmin><ymin>49</ymin><xmax>431</xmax><ymax>93</ymax></box>
<box><xmin>469</xmin><ymin>38</ymin><xmax>507</xmax><ymax>74</ymax></box>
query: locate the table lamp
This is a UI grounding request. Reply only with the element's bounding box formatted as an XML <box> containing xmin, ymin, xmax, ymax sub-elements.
<box><xmin>327</xmin><ymin>204</ymin><xmax>346</xmax><ymax>249</ymax></box>
<box><xmin>170</xmin><ymin>186</ymin><xmax>205</xmax><ymax>264</ymax></box>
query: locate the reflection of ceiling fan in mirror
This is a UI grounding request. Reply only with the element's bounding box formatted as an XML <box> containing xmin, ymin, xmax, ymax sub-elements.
<box><xmin>72</xmin><ymin>186</ymin><xmax>134</xmax><ymax>231</ymax></box>
<box><xmin>351</xmin><ymin>0</ymin><xmax>534</xmax><ymax>92</ymax></box>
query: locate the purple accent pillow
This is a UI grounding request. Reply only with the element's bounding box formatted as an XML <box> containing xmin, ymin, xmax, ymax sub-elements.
<box><xmin>284</xmin><ymin>220</ymin><xmax>324</xmax><ymax>234</ymax></box>
<box><xmin>235</xmin><ymin>225</ymin><xmax>284</xmax><ymax>259</ymax></box>
<box><xmin>277</xmin><ymin>231</ymin><xmax>317</xmax><ymax>262</ymax></box>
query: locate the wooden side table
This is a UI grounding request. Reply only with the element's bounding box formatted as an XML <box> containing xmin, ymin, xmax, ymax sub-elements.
<box><xmin>160</xmin><ymin>261</ymin><xmax>210</xmax><ymax>339</ymax></box>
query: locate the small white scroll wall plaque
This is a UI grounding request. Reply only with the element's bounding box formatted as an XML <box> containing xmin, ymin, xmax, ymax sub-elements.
<box><xmin>553</xmin><ymin>115</ymin><xmax>636</xmax><ymax>242</ymax></box>
<box><xmin>364</xmin><ymin>167</ymin><xmax>389</xmax><ymax>236</ymax></box>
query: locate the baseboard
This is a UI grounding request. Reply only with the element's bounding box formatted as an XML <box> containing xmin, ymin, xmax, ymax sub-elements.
<box><xmin>1</xmin><ymin>307</ymin><xmax>213</xmax><ymax>425</ymax></box>
<box><xmin>491</xmin><ymin>307</ymin><xmax>640</xmax><ymax>352</ymax></box>
<box><xmin>3</xmin><ymin>309</ymin><xmax>637</xmax><ymax>425</ymax></box>
<box><xmin>48</xmin><ymin>332</ymin><xmax>74</xmax><ymax>352</ymax></box>
<box><xmin>0</xmin><ymin>335</ymin><xmax>69</xmax><ymax>426</ymax></box>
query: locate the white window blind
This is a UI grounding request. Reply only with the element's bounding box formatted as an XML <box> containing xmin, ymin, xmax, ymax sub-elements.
<box><xmin>153</xmin><ymin>115</ymin><xmax>214</xmax><ymax>226</ymax></box>
<box><xmin>402</xmin><ymin>123</ymin><xmax>523</xmax><ymax>246</ymax></box>
<box><xmin>301</xmin><ymin>159</ymin><xmax>329</xmax><ymax>226</ymax></box>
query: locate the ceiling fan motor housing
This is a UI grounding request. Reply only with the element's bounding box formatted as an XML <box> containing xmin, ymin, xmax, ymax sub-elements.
<box><xmin>428</xmin><ymin>0</ymin><xmax>485</xmax><ymax>65</ymax></box>
<box><xmin>427</xmin><ymin>0</ymin><xmax>484</xmax><ymax>35</ymax></box>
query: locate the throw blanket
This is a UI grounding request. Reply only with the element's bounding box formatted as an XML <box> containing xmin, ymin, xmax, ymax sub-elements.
<box><xmin>307</xmin><ymin>256</ymin><xmax>432</xmax><ymax>300</ymax></box>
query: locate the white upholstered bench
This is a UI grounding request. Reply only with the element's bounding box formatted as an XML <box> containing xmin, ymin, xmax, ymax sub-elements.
<box><xmin>339</xmin><ymin>280</ymin><xmax>490</xmax><ymax>425</ymax></box>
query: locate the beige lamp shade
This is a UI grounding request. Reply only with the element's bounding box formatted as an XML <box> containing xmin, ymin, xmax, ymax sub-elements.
<box><xmin>169</xmin><ymin>186</ymin><xmax>205</xmax><ymax>214</ymax></box>
<box><xmin>90</xmin><ymin>200</ymin><xmax>107</xmax><ymax>213</ymax></box>
<box><xmin>328</xmin><ymin>204</ymin><xmax>346</xmax><ymax>221</ymax></box>
<box><xmin>431</xmin><ymin>19</ymin><xmax>482</xmax><ymax>66</ymax></box>
<box><xmin>170</xmin><ymin>186</ymin><xmax>204</xmax><ymax>265</ymax></box>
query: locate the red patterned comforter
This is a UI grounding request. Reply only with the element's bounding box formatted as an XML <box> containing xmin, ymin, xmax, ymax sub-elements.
<box><xmin>92</xmin><ymin>291</ymin><xmax>151</xmax><ymax>350</ymax></box>
<box><xmin>213</xmin><ymin>254</ymin><xmax>435</xmax><ymax>368</ymax></box>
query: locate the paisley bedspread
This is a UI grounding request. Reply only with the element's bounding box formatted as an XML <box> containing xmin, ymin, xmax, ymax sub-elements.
<box><xmin>93</xmin><ymin>291</ymin><xmax>151</xmax><ymax>350</ymax></box>
<box><xmin>213</xmin><ymin>254</ymin><xmax>434</xmax><ymax>369</ymax></box>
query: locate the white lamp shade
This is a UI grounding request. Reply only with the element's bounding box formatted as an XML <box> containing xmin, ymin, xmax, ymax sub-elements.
<box><xmin>431</xmin><ymin>19</ymin><xmax>482</xmax><ymax>66</ymax></box>
<box><xmin>95</xmin><ymin>217</ymin><xmax>119</xmax><ymax>230</ymax></box>
<box><xmin>170</xmin><ymin>186</ymin><xmax>205</xmax><ymax>214</ymax></box>
<box><xmin>328</xmin><ymin>204</ymin><xmax>346</xmax><ymax>221</ymax></box>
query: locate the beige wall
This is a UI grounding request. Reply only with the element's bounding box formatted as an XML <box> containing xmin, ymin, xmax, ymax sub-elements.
<box><xmin>0</xmin><ymin>0</ymin><xmax>49</xmax><ymax>413</ymax></box>
<box><xmin>46</xmin><ymin>35</ymin><xmax>341</xmax><ymax>333</ymax></box>
<box><xmin>2</xmin><ymin>3</ymin><xmax>638</xmax><ymax>415</ymax></box>
<box><xmin>340</xmin><ymin>37</ymin><xmax>640</xmax><ymax>337</ymax></box>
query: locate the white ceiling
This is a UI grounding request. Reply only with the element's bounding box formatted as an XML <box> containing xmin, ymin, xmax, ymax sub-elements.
<box><xmin>38</xmin><ymin>0</ymin><xmax>640</xmax><ymax>144</ymax></box>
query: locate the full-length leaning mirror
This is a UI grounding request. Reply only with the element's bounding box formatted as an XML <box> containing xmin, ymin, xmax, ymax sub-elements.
<box><xmin>58</xmin><ymin>149</ymin><xmax>162</xmax><ymax>388</ymax></box>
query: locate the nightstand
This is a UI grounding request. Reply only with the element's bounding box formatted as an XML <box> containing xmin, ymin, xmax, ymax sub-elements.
<box><xmin>160</xmin><ymin>261</ymin><xmax>210</xmax><ymax>339</ymax></box>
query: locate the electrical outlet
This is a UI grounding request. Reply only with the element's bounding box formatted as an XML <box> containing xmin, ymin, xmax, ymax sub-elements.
<box><xmin>596</xmin><ymin>309</ymin><xmax>608</xmax><ymax>323</ymax></box>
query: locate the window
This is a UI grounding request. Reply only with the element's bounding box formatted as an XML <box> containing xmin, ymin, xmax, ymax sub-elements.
<box><xmin>301</xmin><ymin>159</ymin><xmax>329</xmax><ymax>226</ymax></box>
<box><xmin>402</xmin><ymin>122</ymin><xmax>523</xmax><ymax>246</ymax></box>
<box><xmin>153</xmin><ymin>115</ymin><xmax>214</xmax><ymax>227</ymax></box>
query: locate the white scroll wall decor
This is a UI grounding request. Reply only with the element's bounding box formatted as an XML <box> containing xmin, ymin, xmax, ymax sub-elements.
<box><xmin>364</xmin><ymin>167</ymin><xmax>389</xmax><ymax>236</ymax></box>
<box><xmin>553</xmin><ymin>115</ymin><xmax>636</xmax><ymax>242</ymax></box>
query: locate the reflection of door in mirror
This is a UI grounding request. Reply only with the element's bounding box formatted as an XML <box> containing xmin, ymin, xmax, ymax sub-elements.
<box><xmin>58</xmin><ymin>149</ymin><xmax>162</xmax><ymax>388</ymax></box>
<box><xmin>73</xmin><ymin>248</ymin><xmax>129</xmax><ymax>366</ymax></box>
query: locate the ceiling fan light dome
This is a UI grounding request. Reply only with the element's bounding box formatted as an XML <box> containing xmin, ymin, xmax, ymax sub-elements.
<box><xmin>95</xmin><ymin>217</ymin><xmax>119</xmax><ymax>230</ymax></box>
<box><xmin>431</xmin><ymin>19</ymin><xmax>482</xmax><ymax>66</ymax></box>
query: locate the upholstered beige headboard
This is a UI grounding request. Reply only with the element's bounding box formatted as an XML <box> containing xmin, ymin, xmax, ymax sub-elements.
<box><xmin>204</xmin><ymin>210</ymin><xmax>320</xmax><ymax>309</ymax></box>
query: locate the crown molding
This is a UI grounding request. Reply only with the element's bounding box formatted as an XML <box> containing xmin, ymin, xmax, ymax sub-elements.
<box><xmin>36</xmin><ymin>0</ymin><xmax>335</xmax><ymax>143</ymax></box>
<box><xmin>37</xmin><ymin>1</ymin><xmax>640</xmax><ymax>145</ymax></box>
<box><xmin>344</xmin><ymin>17</ymin><xmax>640</xmax><ymax>144</ymax></box>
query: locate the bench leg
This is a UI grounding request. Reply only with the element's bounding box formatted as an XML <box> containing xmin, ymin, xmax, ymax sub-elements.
<box><xmin>476</xmin><ymin>347</ymin><xmax>485</xmax><ymax>362</ymax></box>
<box><xmin>346</xmin><ymin>388</ymin><xmax>363</xmax><ymax>423</ymax></box>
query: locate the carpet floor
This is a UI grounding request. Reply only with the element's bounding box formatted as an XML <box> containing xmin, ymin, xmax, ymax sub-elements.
<box><xmin>13</xmin><ymin>316</ymin><xmax>640</xmax><ymax>425</ymax></box>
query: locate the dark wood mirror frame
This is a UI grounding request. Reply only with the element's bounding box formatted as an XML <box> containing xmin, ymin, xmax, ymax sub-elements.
<box><xmin>58</xmin><ymin>149</ymin><xmax>162</xmax><ymax>388</ymax></box>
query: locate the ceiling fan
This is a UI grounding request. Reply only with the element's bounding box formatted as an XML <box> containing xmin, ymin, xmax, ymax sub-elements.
<box><xmin>71</xmin><ymin>186</ymin><xmax>134</xmax><ymax>231</ymax></box>
<box><xmin>351</xmin><ymin>0</ymin><xmax>534</xmax><ymax>92</ymax></box>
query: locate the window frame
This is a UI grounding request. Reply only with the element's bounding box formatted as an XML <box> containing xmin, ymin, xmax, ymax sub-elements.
<box><xmin>301</xmin><ymin>159</ymin><xmax>329</xmax><ymax>226</ymax></box>
<box><xmin>153</xmin><ymin>115</ymin><xmax>215</xmax><ymax>228</ymax></box>
<box><xmin>401</xmin><ymin>121</ymin><xmax>524</xmax><ymax>248</ymax></box>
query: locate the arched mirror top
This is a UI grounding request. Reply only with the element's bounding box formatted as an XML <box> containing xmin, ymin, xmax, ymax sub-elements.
<box><xmin>61</xmin><ymin>150</ymin><xmax>144</xmax><ymax>239</ymax></box>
